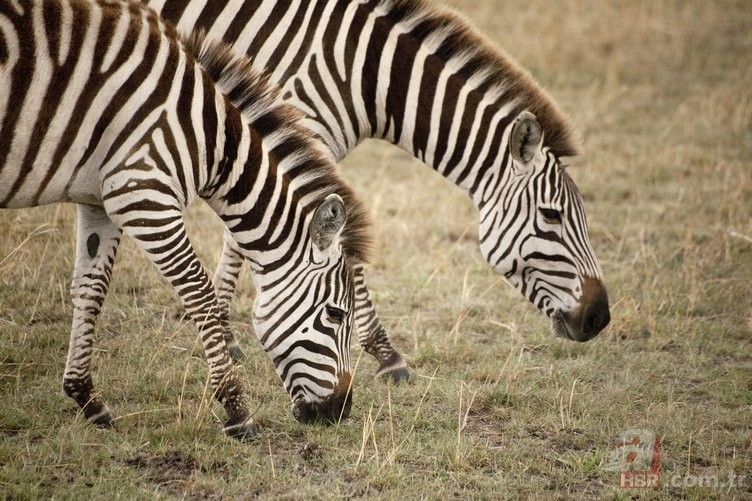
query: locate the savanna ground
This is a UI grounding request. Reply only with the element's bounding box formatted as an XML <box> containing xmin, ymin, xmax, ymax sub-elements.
<box><xmin>1</xmin><ymin>0</ymin><xmax>751</xmax><ymax>499</ymax></box>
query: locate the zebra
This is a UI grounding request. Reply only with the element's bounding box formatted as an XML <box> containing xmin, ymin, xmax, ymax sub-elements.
<box><xmin>145</xmin><ymin>0</ymin><xmax>611</xmax><ymax>377</ymax></box>
<box><xmin>0</xmin><ymin>0</ymin><xmax>373</xmax><ymax>438</ymax></box>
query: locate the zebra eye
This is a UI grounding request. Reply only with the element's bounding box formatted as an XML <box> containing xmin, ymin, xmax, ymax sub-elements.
<box><xmin>539</xmin><ymin>208</ymin><xmax>562</xmax><ymax>225</ymax></box>
<box><xmin>325</xmin><ymin>305</ymin><xmax>346</xmax><ymax>324</ymax></box>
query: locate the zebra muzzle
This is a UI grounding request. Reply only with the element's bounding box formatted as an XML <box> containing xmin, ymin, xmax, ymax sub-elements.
<box><xmin>553</xmin><ymin>277</ymin><xmax>610</xmax><ymax>342</ymax></box>
<box><xmin>291</xmin><ymin>373</ymin><xmax>353</xmax><ymax>424</ymax></box>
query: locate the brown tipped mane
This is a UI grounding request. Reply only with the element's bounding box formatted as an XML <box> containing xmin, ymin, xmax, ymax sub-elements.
<box><xmin>181</xmin><ymin>30</ymin><xmax>372</xmax><ymax>263</ymax></box>
<box><xmin>379</xmin><ymin>0</ymin><xmax>582</xmax><ymax>157</ymax></box>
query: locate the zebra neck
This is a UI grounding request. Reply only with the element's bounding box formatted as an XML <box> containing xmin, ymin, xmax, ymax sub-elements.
<box><xmin>322</xmin><ymin>1</ymin><xmax>578</xmax><ymax>202</ymax></box>
<box><xmin>356</xmin><ymin>9</ymin><xmax>526</xmax><ymax>202</ymax></box>
<box><xmin>205</xmin><ymin>118</ymin><xmax>312</xmax><ymax>275</ymax></box>
<box><xmin>374</xmin><ymin>64</ymin><xmax>516</xmax><ymax>204</ymax></box>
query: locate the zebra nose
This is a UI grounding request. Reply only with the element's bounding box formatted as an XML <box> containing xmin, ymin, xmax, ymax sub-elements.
<box><xmin>321</xmin><ymin>372</ymin><xmax>353</xmax><ymax>422</ymax></box>
<box><xmin>326</xmin><ymin>389</ymin><xmax>352</xmax><ymax>422</ymax></box>
<box><xmin>583</xmin><ymin>295</ymin><xmax>610</xmax><ymax>336</ymax></box>
<box><xmin>560</xmin><ymin>277</ymin><xmax>610</xmax><ymax>342</ymax></box>
<box><xmin>291</xmin><ymin>373</ymin><xmax>353</xmax><ymax>424</ymax></box>
<box><xmin>575</xmin><ymin>277</ymin><xmax>610</xmax><ymax>341</ymax></box>
<box><xmin>292</xmin><ymin>398</ymin><xmax>318</xmax><ymax>424</ymax></box>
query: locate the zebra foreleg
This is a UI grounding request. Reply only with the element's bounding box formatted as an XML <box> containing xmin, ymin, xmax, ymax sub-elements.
<box><xmin>63</xmin><ymin>204</ymin><xmax>122</xmax><ymax>426</ymax></box>
<box><xmin>103</xmin><ymin>200</ymin><xmax>255</xmax><ymax>440</ymax></box>
<box><xmin>353</xmin><ymin>265</ymin><xmax>411</xmax><ymax>383</ymax></box>
<box><xmin>212</xmin><ymin>228</ymin><xmax>246</xmax><ymax>362</ymax></box>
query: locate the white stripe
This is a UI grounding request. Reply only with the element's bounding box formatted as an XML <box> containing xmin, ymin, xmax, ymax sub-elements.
<box><xmin>3</xmin><ymin>2</ymin><xmax>60</xmax><ymax>205</ymax></box>
<box><xmin>269</xmin><ymin>0</ymin><xmax>317</xmax><ymax>85</ymax></box>
<box><xmin>314</xmin><ymin>49</ymin><xmax>357</xmax><ymax>154</ymax></box>
<box><xmin>148</xmin><ymin>0</ymin><xmax>167</xmax><ymax>15</ymax></box>
<box><xmin>232</xmin><ymin>0</ymin><xmax>277</xmax><ymax>57</ymax></box>
<box><xmin>253</xmin><ymin>0</ymin><xmax>300</xmax><ymax>70</ymax></box>
<box><xmin>204</xmin><ymin>0</ymin><xmax>242</xmax><ymax>41</ymax></box>
<box><xmin>57</xmin><ymin>0</ymin><xmax>72</xmax><ymax>65</ymax></box>
<box><xmin>100</xmin><ymin>3</ymin><xmax>130</xmax><ymax>73</ymax></box>
<box><xmin>8</xmin><ymin>0</ymin><xmax>23</xmax><ymax>16</ymax></box>
<box><xmin>0</xmin><ymin>15</ymin><xmax>20</xmax><ymax>131</ymax></box>
<box><xmin>52</xmin><ymin>18</ymin><xmax>166</xmax><ymax>204</ymax></box>
<box><xmin>348</xmin><ymin>5</ymin><xmax>376</xmax><ymax>149</ymax></box>
<box><xmin>435</xmin><ymin>58</ymin><xmax>491</xmax><ymax>175</ymax></box>
<box><xmin>172</xmin><ymin>0</ymin><xmax>208</xmax><ymax>33</ymax></box>
<box><xmin>333</xmin><ymin>0</ymin><xmax>360</xmax><ymax>82</ymax></box>
<box><xmin>373</xmin><ymin>12</ymin><xmax>399</xmax><ymax>137</ymax></box>
<box><xmin>397</xmin><ymin>43</ymin><xmax>429</xmax><ymax>154</ymax></box>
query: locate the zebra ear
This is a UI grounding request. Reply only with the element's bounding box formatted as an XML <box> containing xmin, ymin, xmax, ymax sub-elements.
<box><xmin>510</xmin><ymin>111</ymin><xmax>543</xmax><ymax>164</ymax></box>
<box><xmin>311</xmin><ymin>194</ymin><xmax>347</xmax><ymax>251</ymax></box>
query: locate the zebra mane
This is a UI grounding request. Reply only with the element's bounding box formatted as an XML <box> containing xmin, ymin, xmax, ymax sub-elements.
<box><xmin>376</xmin><ymin>0</ymin><xmax>583</xmax><ymax>157</ymax></box>
<box><xmin>182</xmin><ymin>30</ymin><xmax>372</xmax><ymax>263</ymax></box>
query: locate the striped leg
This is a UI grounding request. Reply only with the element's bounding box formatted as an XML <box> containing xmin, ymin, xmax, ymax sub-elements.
<box><xmin>353</xmin><ymin>265</ymin><xmax>410</xmax><ymax>383</ymax></box>
<box><xmin>212</xmin><ymin>227</ymin><xmax>246</xmax><ymax>362</ymax></box>
<box><xmin>63</xmin><ymin>204</ymin><xmax>122</xmax><ymax>425</ymax></box>
<box><xmin>103</xmin><ymin>198</ymin><xmax>255</xmax><ymax>440</ymax></box>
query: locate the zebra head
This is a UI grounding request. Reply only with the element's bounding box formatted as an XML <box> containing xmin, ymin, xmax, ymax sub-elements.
<box><xmin>478</xmin><ymin>111</ymin><xmax>610</xmax><ymax>341</ymax></box>
<box><xmin>252</xmin><ymin>194</ymin><xmax>355</xmax><ymax>424</ymax></box>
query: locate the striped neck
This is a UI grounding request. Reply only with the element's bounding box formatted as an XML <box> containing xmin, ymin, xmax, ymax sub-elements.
<box><xmin>356</xmin><ymin>1</ymin><xmax>580</xmax><ymax>200</ymax></box>
<box><xmin>205</xmin><ymin>112</ymin><xmax>304</xmax><ymax>271</ymax></box>
<box><xmin>188</xmin><ymin>32</ymin><xmax>372</xmax><ymax>275</ymax></box>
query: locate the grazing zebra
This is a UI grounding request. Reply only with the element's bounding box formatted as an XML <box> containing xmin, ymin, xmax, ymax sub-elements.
<box><xmin>0</xmin><ymin>0</ymin><xmax>372</xmax><ymax>437</ymax></box>
<box><xmin>145</xmin><ymin>0</ymin><xmax>611</xmax><ymax>371</ymax></box>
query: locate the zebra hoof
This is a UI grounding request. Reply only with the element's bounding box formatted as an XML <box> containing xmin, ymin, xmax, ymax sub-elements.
<box><xmin>379</xmin><ymin>366</ymin><xmax>411</xmax><ymax>384</ymax></box>
<box><xmin>228</xmin><ymin>343</ymin><xmax>246</xmax><ymax>362</ymax></box>
<box><xmin>86</xmin><ymin>406</ymin><xmax>115</xmax><ymax>427</ymax></box>
<box><xmin>375</xmin><ymin>354</ymin><xmax>411</xmax><ymax>384</ymax></box>
<box><xmin>223</xmin><ymin>417</ymin><xmax>257</xmax><ymax>441</ymax></box>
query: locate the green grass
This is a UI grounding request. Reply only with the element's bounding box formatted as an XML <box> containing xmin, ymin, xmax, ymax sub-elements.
<box><xmin>1</xmin><ymin>0</ymin><xmax>751</xmax><ymax>498</ymax></box>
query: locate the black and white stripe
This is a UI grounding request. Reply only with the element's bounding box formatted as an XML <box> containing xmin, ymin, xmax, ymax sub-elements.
<box><xmin>0</xmin><ymin>0</ymin><xmax>370</xmax><ymax>437</ymax></box>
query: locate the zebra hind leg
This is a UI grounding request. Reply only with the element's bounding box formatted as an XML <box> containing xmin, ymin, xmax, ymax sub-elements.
<box><xmin>353</xmin><ymin>265</ymin><xmax>411</xmax><ymax>383</ymax></box>
<box><xmin>212</xmin><ymin>228</ymin><xmax>246</xmax><ymax>362</ymax></box>
<box><xmin>63</xmin><ymin>205</ymin><xmax>122</xmax><ymax>426</ymax></box>
<box><xmin>103</xmin><ymin>199</ymin><xmax>256</xmax><ymax>440</ymax></box>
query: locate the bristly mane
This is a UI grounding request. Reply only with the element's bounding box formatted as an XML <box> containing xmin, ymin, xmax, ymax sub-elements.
<box><xmin>181</xmin><ymin>30</ymin><xmax>372</xmax><ymax>263</ymax></box>
<box><xmin>378</xmin><ymin>0</ymin><xmax>582</xmax><ymax>158</ymax></box>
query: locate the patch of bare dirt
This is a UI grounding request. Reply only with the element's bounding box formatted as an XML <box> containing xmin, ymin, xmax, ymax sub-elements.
<box><xmin>124</xmin><ymin>449</ymin><xmax>228</xmax><ymax>499</ymax></box>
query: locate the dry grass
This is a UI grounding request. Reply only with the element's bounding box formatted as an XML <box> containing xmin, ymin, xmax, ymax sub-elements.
<box><xmin>1</xmin><ymin>0</ymin><xmax>751</xmax><ymax>498</ymax></box>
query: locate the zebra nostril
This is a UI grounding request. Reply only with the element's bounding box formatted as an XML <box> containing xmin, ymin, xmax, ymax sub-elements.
<box><xmin>584</xmin><ymin>303</ymin><xmax>610</xmax><ymax>335</ymax></box>
<box><xmin>317</xmin><ymin>384</ymin><xmax>353</xmax><ymax>424</ymax></box>
<box><xmin>580</xmin><ymin>277</ymin><xmax>610</xmax><ymax>338</ymax></box>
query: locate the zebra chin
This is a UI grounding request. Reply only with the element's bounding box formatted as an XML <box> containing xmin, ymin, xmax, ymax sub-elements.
<box><xmin>551</xmin><ymin>277</ymin><xmax>611</xmax><ymax>342</ymax></box>
<box><xmin>290</xmin><ymin>373</ymin><xmax>353</xmax><ymax>425</ymax></box>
